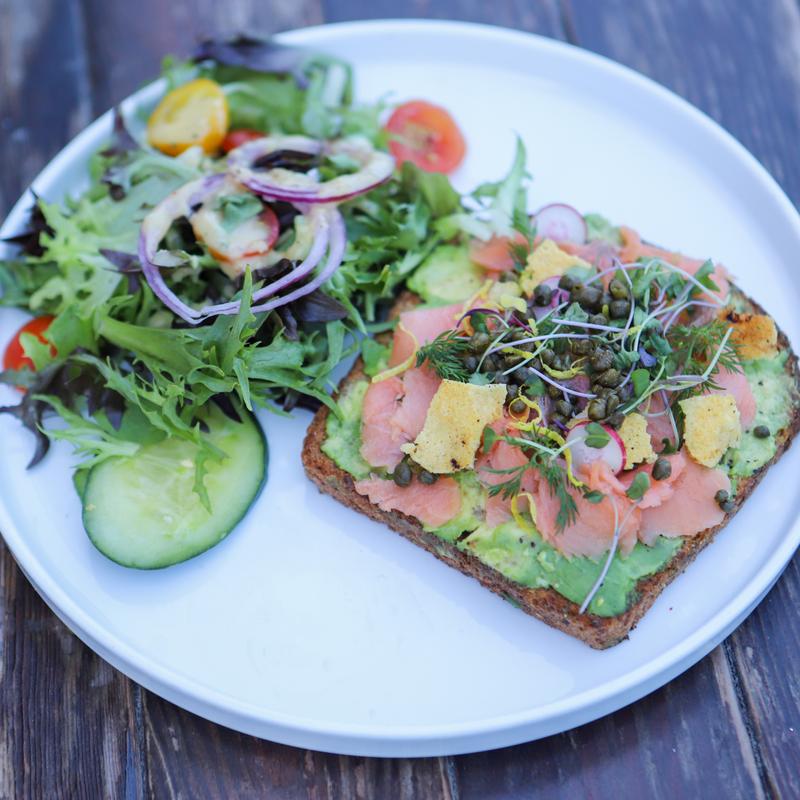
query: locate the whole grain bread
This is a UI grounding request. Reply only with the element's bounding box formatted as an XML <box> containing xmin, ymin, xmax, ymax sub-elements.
<box><xmin>302</xmin><ymin>289</ymin><xmax>800</xmax><ymax>649</ymax></box>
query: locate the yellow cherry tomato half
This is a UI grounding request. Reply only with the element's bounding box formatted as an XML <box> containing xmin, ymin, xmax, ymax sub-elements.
<box><xmin>147</xmin><ymin>78</ymin><xmax>229</xmax><ymax>156</ymax></box>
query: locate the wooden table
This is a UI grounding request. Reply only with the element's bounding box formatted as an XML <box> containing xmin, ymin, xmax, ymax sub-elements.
<box><xmin>1</xmin><ymin>1</ymin><xmax>799</xmax><ymax>797</ymax></box>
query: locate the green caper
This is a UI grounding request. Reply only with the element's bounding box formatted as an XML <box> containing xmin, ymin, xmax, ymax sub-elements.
<box><xmin>558</xmin><ymin>274</ymin><xmax>575</xmax><ymax>291</ymax></box>
<box><xmin>392</xmin><ymin>461</ymin><xmax>412</xmax><ymax>487</ymax></box>
<box><xmin>546</xmin><ymin>384</ymin><xmax>562</xmax><ymax>399</ymax></box>
<box><xmin>470</xmin><ymin>331</ymin><xmax>490</xmax><ymax>352</ymax></box>
<box><xmin>606</xmin><ymin>412</ymin><xmax>625</xmax><ymax>429</ymax></box>
<box><xmin>574</xmin><ymin>285</ymin><xmax>603</xmax><ymax>311</ymax></box>
<box><xmin>720</xmin><ymin>498</ymin><xmax>735</xmax><ymax>513</ymax></box>
<box><xmin>464</xmin><ymin>355</ymin><xmax>478</xmax><ymax>372</ymax></box>
<box><xmin>609</xmin><ymin>299</ymin><xmax>631</xmax><ymax>319</ymax></box>
<box><xmin>418</xmin><ymin>470</ymin><xmax>439</xmax><ymax>485</ymax></box>
<box><xmin>652</xmin><ymin>457</ymin><xmax>672</xmax><ymax>481</ymax></box>
<box><xmin>482</xmin><ymin>355</ymin><xmax>498</xmax><ymax>372</ymax></box>
<box><xmin>587</xmin><ymin>398</ymin><xmax>607</xmax><ymax>421</ymax></box>
<box><xmin>590</xmin><ymin>348</ymin><xmax>614</xmax><ymax>371</ymax></box>
<box><xmin>605</xmin><ymin>393</ymin><xmax>620</xmax><ymax>413</ymax></box>
<box><xmin>551</xmin><ymin>412</ymin><xmax>568</xmax><ymax>427</ymax></box>
<box><xmin>539</xmin><ymin>348</ymin><xmax>555</xmax><ymax>366</ymax></box>
<box><xmin>588</xmin><ymin>313</ymin><xmax>609</xmax><ymax>327</ymax></box>
<box><xmin>753</xmin><ymin>425</ymin><xmax>770</xmax><ymax>439</ymax></box>
<box><xmin>509</xmin><ymin>398</ymin><xmax>527</xmax><ymax>415</ymax></box>
<box><xmin>571</xmin><ymin>338</ymin><xmax>593</xmax><ymax>355</ymax></box>
<box><xmin>609</xmin><ymin>278</ymin><xmax>629</xmax><ymax>300</ymax></box>
<box><xmin>555</xmin><ymin>399</ymin><xmax>572</xmax><ymax>417</ymax></box>
<box><xmin>593</xmin><ymin>385</ymin><xmax>613</xmax><ymax>399</ymax></box>
<box><xmin>533</xmin><ymin>284</ymin><xmax>553</xmax><ymax>306</ymax></box>
<box><xmin>598</xmin><ymin>368</ymin><xmax>621</xmax><ymax>387</ymax></box>
<box><xmin>503</xmin><ymin>352</ymin><xmax>523</xmax><ymax>367</ymax></box>
<box><xmin>714</xmin><ymin>489</ymin><xmax>729</xmax><ymax>506</ymax></box>
<box><xmin>492</xmin><ymin>371</ymin><xmax>509</xmax><ymax>384</ymax></box>
<box><xmin>506</xmin><ymin>382</ymin><xmax>520</xmax><ymax>397</ymax></box>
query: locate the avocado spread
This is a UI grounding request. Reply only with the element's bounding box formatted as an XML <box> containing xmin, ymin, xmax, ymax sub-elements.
<box><xmin>407</xmin><ymin>244</ymin><xmax>485</xmax><ymax>304</ymax></box>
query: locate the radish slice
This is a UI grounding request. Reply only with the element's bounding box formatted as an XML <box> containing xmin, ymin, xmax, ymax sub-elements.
<box><xmin>566</xmin><ymin>420</ymin><xmax>626</xmax><ymax>474</ymax></box>
<box><xmin>534</xmin><ymin>203</ymin><xmax>588</xmax><ymax>245</ymax></box>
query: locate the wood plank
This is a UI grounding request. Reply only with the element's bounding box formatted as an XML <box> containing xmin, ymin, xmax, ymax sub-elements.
<box><xmin>0</xmin><ymin>2</ymin><xmax>140</xmax><ymax>798</ymax></box>
<box><xmin>0</xmin><ymin>0</ymin><xmax>92</xmax><ymax>215</ymax></box>
<box><xmin>142</xmin><ymin>692</ymin><xmax>455</xmax><ymax>800</ymax></box>
<box><xmin>321</xmin><ymin>0</ymin><xmax>565</xmax><ymax>38</ymax></box>
<box><xmin>81</xmin><ymin>0</ymin><xmax>324</xmax><ymax>114</ymax></box>
<box><xmin>453</xmin><ymin>647</ymin><xmax>764</xmax><ymax>799</ymax></box>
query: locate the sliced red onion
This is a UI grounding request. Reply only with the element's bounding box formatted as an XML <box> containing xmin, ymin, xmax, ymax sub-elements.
<box><xmin>567</xmin><ymin>420</ymin><xmax>626</xmax><ymax>474</ymax></box>
<box><xmin>249</xmin><ymin>210</ymin><xmax>346</xmax><ymax>314</ymax></box>
<box><xmin>138</xmin><ymin>174</ymin><xmax>227</xmax><ymax>323</ymax></box>
<box><xmin>534</xmin><ymin>203</ymin><xmax>587</xmax><ymax>245</ymax></box>
<box><xmin>229</xmin><ymin>134</ymin><xmax>394</xmax><ymax>204</ymax></box>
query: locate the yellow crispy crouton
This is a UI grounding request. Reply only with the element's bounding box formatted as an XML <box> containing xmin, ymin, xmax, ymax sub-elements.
<box><xmin>725</xmin><ymin>312</ymin><xmax>778</xmax><ymax>359</ymax></box>
<box><xmin>618</xmin><ymin>413</ymin><xmax>656</xmax><ymax>467</ymax></box>
<box><xmin>519</xmin><ymin>239</ymin><xmax>591</xmax><ymax>297</ymax></box>
<box><xmin>679</xmin><ymin>394</ymin><xmax>741</xmax><ymax>467</ymax></box>
<box><xmin>402</xmin><ymin>380</ymin><xmax>507</xmax><ymax>473</ymax></box>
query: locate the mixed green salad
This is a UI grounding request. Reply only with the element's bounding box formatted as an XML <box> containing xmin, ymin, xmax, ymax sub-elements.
<box><xmin>0</xmin><ymin>36</ymin><xmax>518</xmax><ymax>568</ymax></box>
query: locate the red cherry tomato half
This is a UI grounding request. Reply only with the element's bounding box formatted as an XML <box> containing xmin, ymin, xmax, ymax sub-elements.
<box><xmin>384</xmin><ymin>100</ymin><xmax>466</xmax><ymax>174</ymax></box>
<box><xmin>3</xmin><ymin>315</ymin><xmax>56</xmax><ymax>374</ymax></box>
<box><xmin>221</xmin><ymin>128</ymin><xmax>266</xmax><ymax>154</ymax></box>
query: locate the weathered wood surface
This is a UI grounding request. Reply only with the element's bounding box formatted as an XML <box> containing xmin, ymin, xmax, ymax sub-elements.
<box><xmin>1</xmin><ymin>1</ymin><xmax>798</xmax><ymax>797</ymax></box>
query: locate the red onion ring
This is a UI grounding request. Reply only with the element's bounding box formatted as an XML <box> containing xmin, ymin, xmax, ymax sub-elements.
<box><xmin>229</xmin><ymin>134</ymin><xmax>394</xmax><ymax>204</ymax></box>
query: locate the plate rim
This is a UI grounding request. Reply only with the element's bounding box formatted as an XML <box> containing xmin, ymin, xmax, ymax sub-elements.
<box><xmin>1</xmin><ymin>17</ymin><xmax>799</xmax><ymax>756</ymax></box>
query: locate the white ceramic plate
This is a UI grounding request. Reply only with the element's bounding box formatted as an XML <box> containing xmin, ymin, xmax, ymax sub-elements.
<box><xmin>1</xmin><ymin>20</ymin><xmax>799</xmax><ymax>757</ymax></box>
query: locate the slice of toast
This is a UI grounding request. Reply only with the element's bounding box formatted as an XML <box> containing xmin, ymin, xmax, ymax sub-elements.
<box><xmin>302</xmin><ymin>289</ymin><xmax>800</xmax><ymax>649</ymax></box>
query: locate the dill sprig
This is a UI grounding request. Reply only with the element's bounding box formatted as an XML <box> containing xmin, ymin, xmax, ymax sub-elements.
<box><xmin>668</xmin><ymin>318</ymin><xmax>742</xmax><ymax>393</ymax></box>
<box><xmin>416</xmin><ymin>331</ymin><xmax>472</xmax><ymax>381</ymax></box>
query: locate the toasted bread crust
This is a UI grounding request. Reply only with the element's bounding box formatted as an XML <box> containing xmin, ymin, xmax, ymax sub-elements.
<box><xmin>302</xmin><ymin>290</ymin><xmax>800</xmax><ymax>649</ymax></box>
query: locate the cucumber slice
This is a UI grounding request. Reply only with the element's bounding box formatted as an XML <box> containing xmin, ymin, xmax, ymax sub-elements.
<box><xmin>82</xmin><ymin>405</ymin><xmax>266</xmax><ymax>569</ymax></box>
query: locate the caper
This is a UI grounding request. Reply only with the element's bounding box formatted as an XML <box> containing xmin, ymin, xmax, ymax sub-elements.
<box><xmin>551</xmin><ymin>412</ymin><xmax>568</xmax><ymax>427</ymax></box>
<box><xmin>753</xmin><ymin>425</ymin><xmax>770</xmax><ymax>439</ymax></box>
<box><xmin>605</xmin><ymin>393</ymin><xmax>620</xmax><ymax>413</ymax></box>
<box><xmin>575</xmin><ymin>285</ymin><xmax>603</xmax><ymax>311</ymax></box>
<box><xmin>470</xmin><ymin>331</ymin><xmax>490</xmax><ymax>352</ymax></box>
<box><xmin>539</xmin><ymin>348</ymin><xmax>555</xmax><ymax>366</ymax></box>
<box><xmin>464</xmin><ymin>355</ymin><xmax>478</xmax><ymax>373</ymax></box>
<box><xmin>555</xmin><ymin>399</ymin><xmax>572</xmax><ymax>417</ymax></box>
<box><xmin>587</xmin><ymin>398</ymin><xmax>607</xmax><ymax>421</ymax></box>
<box><xmin>492</xmin><ymin>371</ymin><xmax>509</xmax><ymax>384</ymax></box>
<box><xmin>609</xmin><ymin>299</ymin><xmax>631</xmax><ymax>320</ymax></box>
<box><xmin>598</xmin><ymin>368</ymin><xmax>621</xmax><ymax>387</ymax></box>
<box><xmin>558</xmin><ymin>274</ymin><xmax>575</xmax><ymax>291</ymax></box>
<box><xmin>588</xmin><ymin>313</ymin><xmax>609</xmax><ymax>327</ymax></box>
<box><xmin>506</xmin><ymin>382</ymin><xmax>520</xmax><ymax>398</ymax></box>
<box><xmin>721</xmin><ymin>499</ymin><xmax>735</xmax><ymax>513</ymax></box>
<box><xmin>546</xmin><ymin>384</ymin><xmax>562</xmax><ymax>399</ymax></box>
<box><xmin>714</xmin><ymin>489</ymin><xmax>729</xmax><ymax>506</ymax></box>
<box><xmin>609</xmin><ymin>278</ymin><xmax>629</xmax><ymax>300</ymax></box>
<box><xmin>418</xmin><ymin>470</ymin><xmax>439</xmax><ymax>485</ymax></box>
<box><xmin>606</xmin><ymin>412</ymin><xmax>625</xmax><ymax>429</ymax></box>
<box><xmin>481</xmin><ymin>355</ymin><xmax>498</xmax><ymax>372</ymax></box>
<box><xmin>593</xmin><ymin>385</ymin><xmax>614</xmax><ymax>399</ymax></box>
<box><xmin>503</xmin><ymin>352</ymin><xmax>523</xmax><ymax>367</ymax></box>
<box><xmin>509</xmin><ymin>398</ymin><xmax>527</xmax><ymax>415</ymax></box>
<box><xmin>590</xmin><ymin>349</ymin><xmax>614</xmax><ymax>371</ymax></box>
<box><xmin>533</xmin><ymin>284</ymin><xmax>553</xmax><ymax>306</ymax></box>
<box><xmin>652</xmin><ymin>457</ymin><xmax>672</xmax><ymax>481</ymax></box>
<box><xmin>392</xmin><ymin>461</ymin><xmax>412</xmax><ymax>487</ymax></box>
<box><xmin>571</xmin><ymin>338</ymin><xmax>593</xmax><ymax>355</ymax></box>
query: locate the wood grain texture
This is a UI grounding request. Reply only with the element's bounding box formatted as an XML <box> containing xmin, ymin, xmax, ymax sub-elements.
<box><xmin>321</xmin><ymin>0</ymin><xmax>566</xmax><ymax>38</ymax></box>
<box><xmin>1</xmin><ymin>0</ymin><xmax>799</xmax><ymax>797</ymax></box>
<box><xmin>81</xmin><ymin>0</ymin><xmax>324</xmax><ymax>115</ymax></box>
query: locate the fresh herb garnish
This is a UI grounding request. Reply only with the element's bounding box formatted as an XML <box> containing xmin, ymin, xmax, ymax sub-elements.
<box><xmin>626</xmin><ymin>472</ymin><xmax>651</xmax><ymax>500</ymax></box>
<box><xmin>416</xmin><ymin>331</ymin><xmax>472</xmax><ymax>381</ymax></box>
<box><xmin>583</xmin><ymin>489</ymin><xmax>605</xmax><ymax>504</ymax></box>
<box><xmin>584</xmin><ymin>422</ymin><xmax>610</xmax><ymax>449</ymax></box>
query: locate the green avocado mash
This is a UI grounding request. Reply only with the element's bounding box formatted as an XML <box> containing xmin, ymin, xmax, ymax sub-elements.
<box><xmin>460</xmin><ymin>521</ymin><xmax>682</xmax><ymax>616</ymax></box>
<box><xmin>323</xmin><ymin>379</ymin><xmax>371</xmax><ymax>480</ymax></box>
<box><xmin>423</xmin><ymin>472</ymin><xmax>484</xmax><ymax>542</ymax></box>
<box><xmin>724</xmin><ymin>352</ymin><xmax>796</xmax><ymax>477</ymax></box>
<box><xmin>407</xmin><ymin>244</ymin><xmax>485</xmax><ymax>304</ymax></box>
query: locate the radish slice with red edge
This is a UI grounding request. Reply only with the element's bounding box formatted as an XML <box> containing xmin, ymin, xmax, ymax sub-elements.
<box><xmin>566</xmin><ymin>419</ymin><xmax>626</xmax><ymax>474</ymax></box>
<box><xmin>533</xmin><ymin>203</ymin><xmax>588</xmax><ymax>245</ymax></box>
